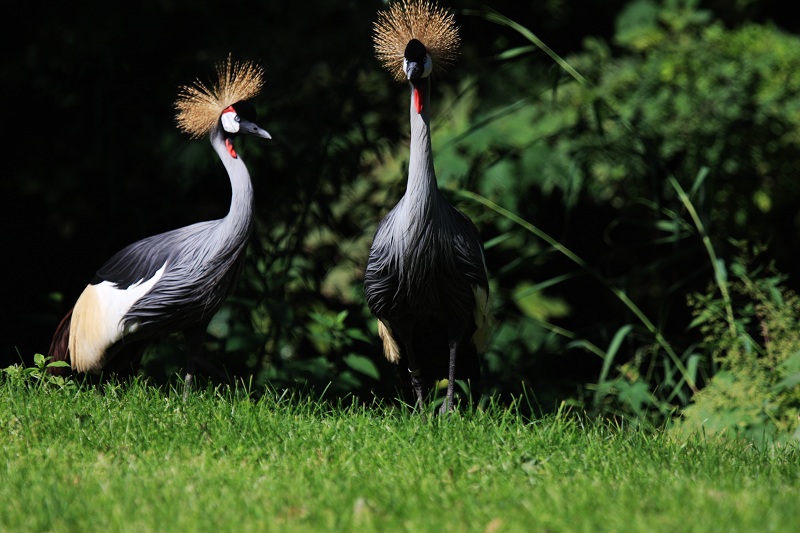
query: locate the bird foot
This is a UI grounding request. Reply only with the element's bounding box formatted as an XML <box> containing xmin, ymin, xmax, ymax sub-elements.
<box><xmin>439</xmin><ymin>380</ymin><xmax>456</xmax><ymax>415</ymax></box>
<box><xmin>439</xmin><ymin>397</ymin><xmax>454</xmax><ymax>415</ymax></box>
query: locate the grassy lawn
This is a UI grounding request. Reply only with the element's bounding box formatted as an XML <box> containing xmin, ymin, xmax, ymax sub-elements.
<box><xmin>1</xmin><ymin>375</ymin><xmax>798</xmax><ymax>533</ymax></box>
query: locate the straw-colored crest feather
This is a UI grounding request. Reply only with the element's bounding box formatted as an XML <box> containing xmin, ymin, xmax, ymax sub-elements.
<box><xmin>373</xmin><ymin>0</ymin><xmax>460</xmax><ymax>82</ymax></box>
<box><xmin>175</xmin><ymin>54</ymin><xmax>265</xmax><ymax>139</ymax></box>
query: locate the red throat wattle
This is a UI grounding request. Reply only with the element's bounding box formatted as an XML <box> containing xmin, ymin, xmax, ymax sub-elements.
<box><xmin>225</xmin><ymin>138</ymin><xmax>238</xmax><ymax>158</ymax></box>
<box><xmin>413</xmin><ymin>86</ymin><xmax>423</xmax><ymax>114</ymax></box>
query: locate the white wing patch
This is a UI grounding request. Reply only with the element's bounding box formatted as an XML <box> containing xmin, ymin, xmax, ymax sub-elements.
<box><xmin>69</xmin><ymin>264</ymin><xmax>167</xmax><ymax>372</ymax></box>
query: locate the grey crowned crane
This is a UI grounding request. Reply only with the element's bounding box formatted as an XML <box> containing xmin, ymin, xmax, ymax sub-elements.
<box><xmin>365</xmin><ymin>0</ymin><xmax>491</xmax><ymax>412</ymax></box>
<box><xmin>47</xmin><ymin>56</ymin><xmax>271</xmax><ymax>391</ymax></box>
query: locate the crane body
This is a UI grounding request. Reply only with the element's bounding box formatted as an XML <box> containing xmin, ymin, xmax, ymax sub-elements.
<box><xmin>48</xmin><ymin>57</ymin><xmax>270</xmax><ymax>390</ymax></box>
<box><xmin>366</xmin><ymin>1</ymin><xmax>491</xmax><ymax>412</ymax></box>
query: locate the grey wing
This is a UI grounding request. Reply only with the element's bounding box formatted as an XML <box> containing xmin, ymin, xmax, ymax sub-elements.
<box><xmin>364</xmin><ymin>208</ymin><xmax>402</xmax><ymax>318</ymax></box>
<box><xmin>92</xmin><ymin>227</ymin><xmax>187</xmax><ymax>288</ymax></box>
<box><xmin>97</xmin><ymin>222</ymin><xmax>226</xmax><ymax>330</ymax></box>
<box><xmin>449</xmin><ymin>205</ymin><xmax>489</xmax><ymax>290</ymax></box>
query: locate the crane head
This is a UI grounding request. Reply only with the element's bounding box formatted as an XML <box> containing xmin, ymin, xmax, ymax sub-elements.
<box><xmin>219</xmin><ymin>100</ymin><xmax>271</xmax><ymax>158</ymax></box>
<box><xmin>175</xmin><ymin>54</ymin><xmax>266</xmax><ymax>140</ymax></box>
<box><xmin>221</xmin><ymin>101</ymin><xmax>271</xmax><ymax>140</ymax></box>
<box><xmin>373</xmin><ymin>0</ymin><xmax>460</xmax><ymax>83</ymax></box>
<box><xmin>403</xmin><ymin>39</ymin><xmax>432</xmax><ymax>81</ymax></box>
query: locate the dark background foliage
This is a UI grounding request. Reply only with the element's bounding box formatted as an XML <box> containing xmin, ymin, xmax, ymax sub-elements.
<box><xmin>4</xmin><ymin>0</ymin><xmax>800</xmax><ymax>416</ymax></box>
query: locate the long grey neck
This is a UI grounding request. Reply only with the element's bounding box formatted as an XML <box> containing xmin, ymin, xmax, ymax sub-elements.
<box><xmin>210</xmin><ymin>126</ymin><xmax>254</xmax><ymax>244</ymax></box>
<box><xmin>403</xmin><ymin>77</ymin><xmax>439</xmax><ymax>224</ymax></box>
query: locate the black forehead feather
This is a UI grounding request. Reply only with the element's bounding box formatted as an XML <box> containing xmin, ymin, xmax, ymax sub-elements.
<box><xmin>231</xmin><ymin>100</ymin><xmax>257</xmax><ymax>122</ymax></box>
<box><xmin>404</xmin><ymin>39</ymin><xmax>427</xmax><ymax>62</ymax></box>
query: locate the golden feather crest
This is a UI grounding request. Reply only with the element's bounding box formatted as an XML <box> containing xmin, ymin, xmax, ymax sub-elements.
<box><xmin>373</xmin><ymin>0</ymin><xmax>460</xmax><ymax>82</ymax></box>
<box><xmin>175</xmin><ymin>54</ymin><xmax>265</xmax><ymax>139</ymax></box>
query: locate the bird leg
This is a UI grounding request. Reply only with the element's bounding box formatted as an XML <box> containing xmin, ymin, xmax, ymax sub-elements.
<box><xmin>390</xmin><ymin>322</ymin><xmax>427</xmax><ymax>411</ymax></box>
<box><xmin>402</xmin><ymin>340</ymin><xmax>426</xmax><ymax>411</ymax></box>
<box><xmin>182</xmin><ymin>327</ymin><xmax>206</xmax><ymax>400</ymax></box>
<box><xmin>441</xmin><ymin>339</ymin><xmax>459</xmax><ymax>414</ymax></box>
<box><xmin>408</xmin><ymin>367</ymin><xmax>426</xmax><ymax>411</ymax></box>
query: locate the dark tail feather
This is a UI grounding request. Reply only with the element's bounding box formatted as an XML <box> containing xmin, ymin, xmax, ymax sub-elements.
<box><xmin>47</xmin><ymin>308</ymin><xmax>73</xmax><ymax>376</ymax></box>
<box><xmin>102</xmin><ymin>341</ymin><xmax>148</xmax><ymax>380</ymax></box>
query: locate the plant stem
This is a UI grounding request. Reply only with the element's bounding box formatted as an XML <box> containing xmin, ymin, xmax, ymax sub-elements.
<box><xmin>669</xmin><ymin>175</ymin><xmax>736</xmax><ymax>336</ymax></box>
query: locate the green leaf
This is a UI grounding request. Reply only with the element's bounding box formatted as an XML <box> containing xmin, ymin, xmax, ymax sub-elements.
<box><xmin>496</xmin><ymin>45</ymin><xmax>537</xmax><ymax>61</ymax></box>
<box><xmin>343</xmin><ymin>354</ymin><xmax>380</xmax><ymax>381</ymax></box>
<box><xmin>344</xmin><ymin>328</ymin><xmax>371</xmax><ymax>344</ymax></box>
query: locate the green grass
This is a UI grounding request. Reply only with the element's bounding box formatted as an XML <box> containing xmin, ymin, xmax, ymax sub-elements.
<box><xmin>1</xmin><ymin>375</ymin><xmax>798</xmax><ymax>533</ymax></box>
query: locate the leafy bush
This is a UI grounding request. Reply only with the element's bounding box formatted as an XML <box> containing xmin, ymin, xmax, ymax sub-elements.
<box><xmin>432</xmin><ymin>0</ymin><xmax>800</xmax><ymax>422</ymax></box>
<box><xmin>672</xmin><ymin>252</ymin><xmax>800</xmax><ymax>447</ymax></box>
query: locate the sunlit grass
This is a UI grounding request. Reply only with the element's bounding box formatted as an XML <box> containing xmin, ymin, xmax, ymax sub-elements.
<box><xmin>1</xmin><ymin>376</ymin><xmax>798</xmax><ymax>532</ymax></box>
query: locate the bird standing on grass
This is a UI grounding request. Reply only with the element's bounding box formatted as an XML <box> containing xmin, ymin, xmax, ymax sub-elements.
<box><xmin>48</xmin><ymin>55</ymin><xmax>271</xmax><ymax>392</ymax></box>
<box><xmin>365</xmin><ymin>0</ymin><xmax>491</xmax><ymax>413</ymax></box>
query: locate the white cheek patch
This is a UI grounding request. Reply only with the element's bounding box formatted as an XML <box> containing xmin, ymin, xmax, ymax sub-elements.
<box><xmin>422</xmin><ymin>54</ymin><xmax>432</xmax><ymax>77</ymax></box>
<box><xmin>220</xmin><ymin>111</ymin><xmax>240</xmax><ymax>133</ymax></box>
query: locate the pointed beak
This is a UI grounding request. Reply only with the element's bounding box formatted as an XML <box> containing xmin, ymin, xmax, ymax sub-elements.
<box><xmin>239</xmin><ymin>119</ymin><xmax>272</xmax><ymax>140</ymax></box>
<box><xmin>405</xmin><ymin>61</ymin><xmax>426</xmax><ymax>81</ymax></box>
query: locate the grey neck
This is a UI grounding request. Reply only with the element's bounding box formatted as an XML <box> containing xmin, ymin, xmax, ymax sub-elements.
<box><xmin>210</xmin><ymin>127</ymin><xmax>254</xmax><ymax>241</ymax></box>
<box><xmin>403</xmin><ymin>77</ymin><xmax>439</xmax><ymax>223</ymax></box>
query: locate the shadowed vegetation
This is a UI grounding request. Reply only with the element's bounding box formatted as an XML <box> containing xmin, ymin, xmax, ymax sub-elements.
<box><xmin>5</xmin><ymin>0</ymin><xmax>800</xmax><ymax>445</ymax></box>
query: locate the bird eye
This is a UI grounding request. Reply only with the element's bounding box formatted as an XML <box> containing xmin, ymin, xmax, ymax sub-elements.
<box><xmin>235</xmin><ymin>115</ymin><xmax>241</xmax><ymax>122</ymax></box>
